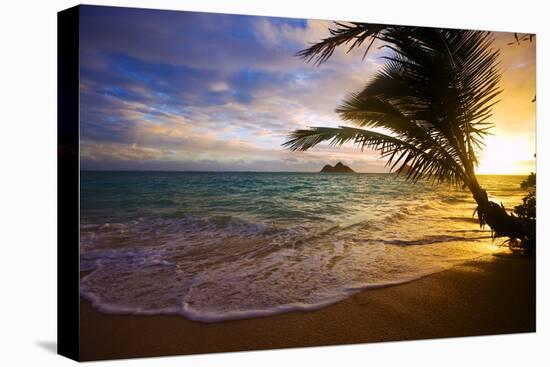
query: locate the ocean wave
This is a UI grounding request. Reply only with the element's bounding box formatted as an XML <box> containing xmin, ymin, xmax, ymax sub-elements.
<box><xmin>78</xmin><ymin>172</ymin><xmax>523</xmax><ymax>321</ymax></box>
<box><xmin>378</xmin><ymin>235</ymin><xmax>492</xmax><ymax>246</ymax></box>
<box><xmin>443</xmin><ymin>216</ymin><xmax>481</xmax><ymax>224</ymax></box>
<box><xmin>80</xmin><ymin>209</ymin><xmax>502</xmax><ymax>322</ymax></box>
<box><xmin>440</xmin><ymin>197</ymin><xmax>471</xmax><ymax>204</ymax></box>
<box><xmin>80</xmin><ymin>173</ymin><xmax>525</xmax><ymax>321</ymax></box>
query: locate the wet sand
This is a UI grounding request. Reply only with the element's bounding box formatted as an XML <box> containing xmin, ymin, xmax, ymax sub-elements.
<box><xmin>79</xmin><ymin>253</ymin><xmax>535</xmax><ymax>361</ymax></box>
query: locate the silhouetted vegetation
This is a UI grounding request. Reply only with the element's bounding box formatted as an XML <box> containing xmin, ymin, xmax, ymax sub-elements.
<box><xmin>284</xmin><ymin>24</ymin><xmax>532</xmax><ymax>252</ymax></box>
<box><xmin>511</xmin><ymin>173</ymin><xmax>536</xmax><ymax>255</ymax></box>
<box><xmin>509</xmin><ymin>33</ymin><xmax>535</xmax><ymax>46</ymax></box>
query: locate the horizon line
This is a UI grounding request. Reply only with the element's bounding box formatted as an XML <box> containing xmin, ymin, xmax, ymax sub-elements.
<box><xmin>79</xmin><ymin>169</ymin><xmax>533</xmax><ymax>176</ymax></box>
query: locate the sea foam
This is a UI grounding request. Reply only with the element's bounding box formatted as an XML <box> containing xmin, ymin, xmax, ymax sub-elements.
<box><xmin>80</xmin><ymin>172</ymin><xmax>521</xmax><ymax>322</ymax></box>
<box><xmin>80</xmin><ymin>210</ymin><xmax>501</xmax><ymax>322</ymax></box>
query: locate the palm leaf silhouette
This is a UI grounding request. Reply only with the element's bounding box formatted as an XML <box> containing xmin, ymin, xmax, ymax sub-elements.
<box><xmin>285</xmin><ymin>24</ymin><xmax>527</xmax><ymax>247</ymax></box>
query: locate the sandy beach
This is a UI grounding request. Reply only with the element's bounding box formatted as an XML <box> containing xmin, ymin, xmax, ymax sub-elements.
<box><xmin>79</xmin><ymin>253</ymin><xmax>535</xmax><ymax>361</ymax></box>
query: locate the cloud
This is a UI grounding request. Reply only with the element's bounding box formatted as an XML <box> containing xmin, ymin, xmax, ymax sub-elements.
<box><xmin>79</xmin><ymin>6</ymin><xmax>535</xmax><ymax>174</ymax></box>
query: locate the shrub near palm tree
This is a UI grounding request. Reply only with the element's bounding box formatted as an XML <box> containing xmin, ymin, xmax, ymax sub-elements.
<box><xmin>514</xmin><ymin>173</ymin><xmax>536</xmax><ymax>255</ymax></box>
<box><xmin>284</xmin><ymin>24</ymin><xmax>529</xmax><ymax>252</ymax></box>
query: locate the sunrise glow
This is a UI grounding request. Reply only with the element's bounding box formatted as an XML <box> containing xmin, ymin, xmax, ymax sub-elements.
<box><xmin>79</xmin><ymin>8</ymin><xmax>536</xmax><ymax>175</ymax></box>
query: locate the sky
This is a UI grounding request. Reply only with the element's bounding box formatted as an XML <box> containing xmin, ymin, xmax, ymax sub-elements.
<box><xmin>79</xmin><ymin>5</ymin><xmax>536</xmax><ymax>174</ymax></box>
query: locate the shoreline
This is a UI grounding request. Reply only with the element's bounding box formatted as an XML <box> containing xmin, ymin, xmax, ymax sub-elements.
<box><xmin>80</xmin><ymin>253</ymin><xmax>535</xmax><ymax>361</ymax></box>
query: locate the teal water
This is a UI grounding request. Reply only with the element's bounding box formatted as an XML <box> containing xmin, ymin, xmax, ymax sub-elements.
<box><xmin>80</xmin><ymin>172</ymin><xmax>526</xmax><ymax>321</ymax></box>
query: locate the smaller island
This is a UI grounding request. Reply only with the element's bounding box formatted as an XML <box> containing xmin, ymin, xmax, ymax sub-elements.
<box><xmin>320</xmin><ymin>162</ymin><xmax>355</xmax><ymax>173</ymax></box>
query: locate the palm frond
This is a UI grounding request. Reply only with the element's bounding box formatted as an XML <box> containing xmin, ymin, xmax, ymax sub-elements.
<box><xmin>335</xmin><ymin>93</ymin><xmax>465</xmax><ymax>179</ymax></box>
<box><xmin>288</xmin><ymin>27</ymin><xmax>502</xmax><ymax>186</ymax></box>
<box><xmin>296</xmin><ymin>22</ymin><xmax>388</xmax><ymax>66</ymax></box>
<box><xmin>283</xmin><ymin>126</ymin><xmax>464</xmax><ymax>184</ymax></box>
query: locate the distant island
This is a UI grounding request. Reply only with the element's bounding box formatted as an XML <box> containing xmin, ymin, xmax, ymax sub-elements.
<box><xmin>320</xmin><ymin>162</ymin><xmax>355</xmax><ymax>173</ymax></box>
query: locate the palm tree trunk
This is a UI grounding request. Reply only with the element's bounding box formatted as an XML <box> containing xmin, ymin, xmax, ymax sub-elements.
<box><xmin>466</xmin><ymin>176</ymin><xmax>525</xmax><ymax>242</ymax></box>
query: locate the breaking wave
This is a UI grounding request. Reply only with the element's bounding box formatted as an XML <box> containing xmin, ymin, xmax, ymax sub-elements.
<box><xmin>80</xmin><ymin>172</ymin><xmax>521</xmax><ymax>321</ymax></box>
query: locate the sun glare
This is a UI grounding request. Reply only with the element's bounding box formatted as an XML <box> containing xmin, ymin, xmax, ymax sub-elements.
<box><xmin>476</xmin><ymin>134</ymin><xmax>535</xmax><ymax>175</ymax></box>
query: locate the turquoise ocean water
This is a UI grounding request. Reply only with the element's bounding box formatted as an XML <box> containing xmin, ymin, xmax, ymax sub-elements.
<box><xmin>80</xmin><ymin>172</ymin><xmax>526</xmax><ymax>321</ymax></box>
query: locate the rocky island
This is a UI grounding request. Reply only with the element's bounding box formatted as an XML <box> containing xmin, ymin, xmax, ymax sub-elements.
<box><xmin>320</xmin><ymin>162</ymin><xmax>355</xmax><ymax>173</ymax></box>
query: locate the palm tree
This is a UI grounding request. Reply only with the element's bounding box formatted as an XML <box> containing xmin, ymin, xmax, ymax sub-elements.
<box><xmin>284</xmin><ymin>23</ymin><xmax>526</xmax><ymax>247</ymax></box>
